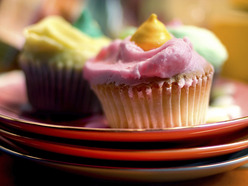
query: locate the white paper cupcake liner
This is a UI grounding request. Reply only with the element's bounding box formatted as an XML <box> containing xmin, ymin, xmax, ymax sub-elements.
<box><xmin>93</xmin><ymin>73</ymin><xmax>213</xmax><ymax>129</ymax></box>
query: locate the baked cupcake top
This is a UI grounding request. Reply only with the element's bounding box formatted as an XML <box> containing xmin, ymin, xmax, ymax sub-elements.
<box><xmin>167</xmin><ymin>23</ymin><xmax>228</xmax><ymax>69</ymax></box>
<box><xmin>84</xmin><ymin>14</ymin><xmax>213</xmax><ymax>87</ymax></box>
<box><xmin>21</xmin><ymin>16</ymin><xmax>110</xmax><ymax>68</ymax></box>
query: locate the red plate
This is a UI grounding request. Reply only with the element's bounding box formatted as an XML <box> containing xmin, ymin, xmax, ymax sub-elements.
<box><xmin>2</xmin><ymin>144</ymin><xmax>248</xmax><ymax>182</ymax></box>
<box><xmin>0</xmin><ymin>71</ymin><xmax>248</xmax><ymax>142</ymax></box>
<box><xmin>1</xmin><ymin>128</ymin><xmax>248</xmax><ymax>161</ymax></box>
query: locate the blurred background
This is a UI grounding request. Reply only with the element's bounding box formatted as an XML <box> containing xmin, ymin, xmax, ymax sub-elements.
<box><xmin>0</xmin><ymin>0</ymin><xmax>247</xmax><ymax>82</ymax></box>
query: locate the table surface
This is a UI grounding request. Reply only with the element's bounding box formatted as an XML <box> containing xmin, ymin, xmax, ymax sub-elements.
<box><xmin>1</xmin><ymin>152</ymin><xmax>248</xmax><ymax>186</ymax></box>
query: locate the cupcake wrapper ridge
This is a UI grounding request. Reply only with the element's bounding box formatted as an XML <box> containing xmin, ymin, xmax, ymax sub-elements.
<box><xmin>93</xmin><ymin>73</ymin><xmax>213</xmax><ymax>129</ymax></box>
<box><xmin>20</xmin><ymin>60</ymin><xmax>102</xmax><ymax>116</ymax></box>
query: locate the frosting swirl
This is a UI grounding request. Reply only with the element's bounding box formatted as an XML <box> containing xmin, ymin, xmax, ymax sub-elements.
<box><xmin>84</xmin><ymin>37</ymin><xmax>211</xmax><ymax>86</ymax></box>
<box><xmin>22</xmin><ymin>16</ymin><xmax>110</xmax><ymax>67</ymax></box>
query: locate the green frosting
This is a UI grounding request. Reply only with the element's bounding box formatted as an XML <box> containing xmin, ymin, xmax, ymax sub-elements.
<box><xmin>73</xmin><ymin>9</ymin><xmax>103</xmax><ymax>38</ymax></box>
<box><xmin>119</xmin><ymin>27</ymin><xmax>137</xmax><ymax>39</ymax></box>
<box><xmin>167</xmin><ymin>25</ymin><xmax>228</xmax><ymax>69</ymax></box>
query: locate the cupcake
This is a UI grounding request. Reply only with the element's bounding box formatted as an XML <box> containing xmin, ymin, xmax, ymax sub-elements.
<box><xmin>167</xmin><ymin>23</ymin><xmax>228</xmax><ymax>74</ymax></box>
<box><xmin>73</xmin><ymin>9</ymin><xmax>104</xmax><ymax>38</ymax></box>
<box><xmin>84</xmin><ymin>14</ymin><xmax>214</xmax><ymax>129</ymax></box>
<box><xmin>19</xmin><ymin>16</ymin><xmax>110</xmax><ymax>116</ymax></box>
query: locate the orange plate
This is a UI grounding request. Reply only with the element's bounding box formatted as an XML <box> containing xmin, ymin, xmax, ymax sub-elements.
<box><xmin>1</xmin><ymin>128</ymin><xmax>248</xmax><ymax>161</ymax></box>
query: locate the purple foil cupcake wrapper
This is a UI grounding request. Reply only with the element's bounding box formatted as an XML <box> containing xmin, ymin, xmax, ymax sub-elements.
<box><xmin>20</xmin><ymin>61</ymin><xmax>102</xmax><ymax>116</ymax></box>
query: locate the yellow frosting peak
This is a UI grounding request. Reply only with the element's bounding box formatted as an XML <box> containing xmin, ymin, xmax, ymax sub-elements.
<box><xmin>149</xmin><ymin>13</ymin><xmax>158</xmax><ymax>22</ymax></box>
<box><xmin>131</xmin><ymin>14</ymin><xmax>172</xmax><ymax>51</ymax></box>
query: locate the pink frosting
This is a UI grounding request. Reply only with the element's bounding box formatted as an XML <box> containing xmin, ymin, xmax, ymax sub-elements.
<box><xmin>83</xmin><ymin>37</ymin><xmax>209</xmax><ymax>86</ymax></box>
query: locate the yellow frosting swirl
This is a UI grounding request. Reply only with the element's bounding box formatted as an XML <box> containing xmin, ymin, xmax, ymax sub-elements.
<box><xmin>131</xmin><ymin>14</ymin><xmax>172</xmax><ymax>51</ymax></box>
<box><xmin>22</xmin><ymin>16</ymin><xmax>110</xmax><ymax>66</ymax></box>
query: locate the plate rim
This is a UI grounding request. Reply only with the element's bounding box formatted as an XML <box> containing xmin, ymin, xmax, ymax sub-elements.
<box><xmin>1</xmin><ymin>108</ymin><xmax>248</xmax><ymax>142</ymax></box>
<box><xmin>1</xmin><ymin>128</ymin><xmax>248</xmax><ymax>161</ymax></box>
<box><xmin>1</xmin><ymin>144</ymin><xmax>248</xmax><ymax>171</ymax></box>
<box><xmin>0</xmin><ymin>108</ymin><xmax>248</xmax><ymax>132</ymax></box>
<box><xmin>2</xmin><ymin>144</ymin><xmax>248</xmax><ymax>182</ymax></box>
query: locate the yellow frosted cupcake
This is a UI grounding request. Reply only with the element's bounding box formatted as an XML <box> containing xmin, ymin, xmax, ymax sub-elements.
<box><xmin>84</xmin><ymin>14</ymin><xmax>214</xmax><ymax>129</ymax></box>
<box><xmin>19</xmin><ymin>16</ymin><xmax>110</xmax><ymax>116</ymax></box>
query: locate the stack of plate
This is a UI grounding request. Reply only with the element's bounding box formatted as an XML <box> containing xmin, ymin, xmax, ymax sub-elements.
<box><xmin>1</xmin><ymin>71</ymin><xmax>248</xmax><ymax>182</ymax></box>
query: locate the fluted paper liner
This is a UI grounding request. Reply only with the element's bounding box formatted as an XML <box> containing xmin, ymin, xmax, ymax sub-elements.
<box><xmin>93</xmin><ymin>73</ymin><xmax>213</xmax><ymax>129</ymax></box>
<box><xmin>20</xmin><ymin>60</ymin><xmax>102</xmax><ymax>116</ymax></box>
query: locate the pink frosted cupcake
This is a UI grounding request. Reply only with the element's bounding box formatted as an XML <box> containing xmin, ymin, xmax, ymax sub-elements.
<box><xmin>84</xmin><ymin>14</ymin><xmax>214</xmax><ymax>129</ymax></box>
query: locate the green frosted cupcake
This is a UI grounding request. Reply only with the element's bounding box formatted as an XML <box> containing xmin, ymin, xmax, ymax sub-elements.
<box><xmin>167</xmin><ymin>25</ymin><xmax>228</xmax><ymax>72</ymax></box>
<box><xmin>73</xmin><ymin>9</ymin><xmax>104</xmax><ymax>38</ymax></box>
<box><xmin>19</xmin><ymin>16</ymin><xmax>110</xmax><ymax>116</ymax></box>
